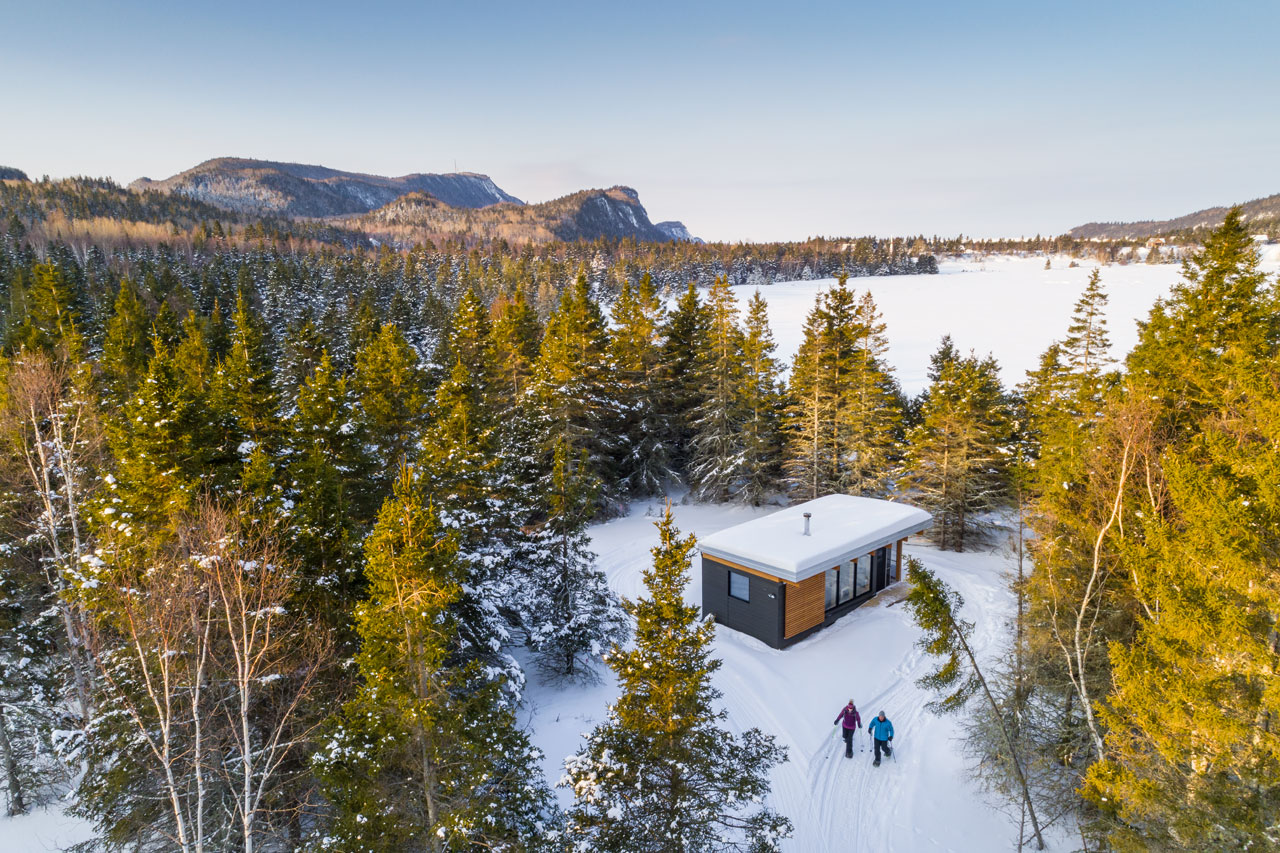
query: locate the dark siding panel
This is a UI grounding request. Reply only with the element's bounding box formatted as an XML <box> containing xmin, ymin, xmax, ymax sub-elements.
<box><xmin>701</xmin><ymin>557</ymin><xmax>783</xmax><ymax>647</ymax></box>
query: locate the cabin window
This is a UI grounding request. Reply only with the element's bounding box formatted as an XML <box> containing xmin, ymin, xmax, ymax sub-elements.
<box><xmin>838</xmin><ymin>560</ymin><xmax>856</xmax><ymax>604</ymax></box>
<box><xmin>855</xmin><ymin>555</ymin><xmax>872</xmax><ymax>596</ymax></box>
<box><xmin>729</xmin><ymin>570</ymin><xmax>750</xmax><ymax>602</ymax></box>
<box><xmin>825</xmin><ymin>568</ymin><xmax>837</xmax><ymax>609</ymax></box>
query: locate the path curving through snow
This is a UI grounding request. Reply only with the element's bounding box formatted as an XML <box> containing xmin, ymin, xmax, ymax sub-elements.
<box><xmin>523</xmin><ymin>498</ymin><xmax>1039</xmax><ymax>852</ymax></box>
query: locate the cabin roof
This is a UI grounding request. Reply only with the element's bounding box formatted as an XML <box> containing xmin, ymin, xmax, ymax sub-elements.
<box><xmin>698</xmin><ymin>494</ymin><xmax>931</xmax><ymax>583</ymax></box>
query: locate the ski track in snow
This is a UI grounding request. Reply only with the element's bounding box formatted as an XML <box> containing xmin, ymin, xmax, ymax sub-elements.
<box><xmin>524</xmin><ymin>500</ymin><xmax>1042</xmax><ymax>852</ymax></box>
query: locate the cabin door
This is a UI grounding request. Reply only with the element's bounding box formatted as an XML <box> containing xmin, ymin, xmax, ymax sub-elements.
<box><xmin>872</xmin><ymin>547</ymin><xmax>889</xmax><ymax>591</ymax></box>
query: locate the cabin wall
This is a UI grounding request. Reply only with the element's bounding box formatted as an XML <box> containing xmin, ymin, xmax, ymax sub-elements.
<box><xmin>784</xmin><ymin>574</ymin><xmax>825</xmax><ymax>638</ymax></box>
<box><xmin>701</xmin><ymin>556</ymin><xmax>785</xmax><ymax>648</ymax></box>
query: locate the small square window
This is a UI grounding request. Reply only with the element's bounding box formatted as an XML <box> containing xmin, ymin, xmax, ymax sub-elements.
<box><xmin>729</xmin><ymin>570</ymin><xmax>750</xmax><ymax>602</ymax></box>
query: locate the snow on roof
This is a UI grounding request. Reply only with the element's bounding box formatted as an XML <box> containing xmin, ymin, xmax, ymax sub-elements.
<box><xmin>698</xmin><ymin>494</ymin><xmax>931</xmax><ymax>583</ymax></box>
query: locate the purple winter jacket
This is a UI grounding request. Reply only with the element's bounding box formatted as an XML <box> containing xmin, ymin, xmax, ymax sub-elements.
<box><xmin>834</xmin><ymin>705</ymin><xmax>862</xmax><ymax>730</ymax></box>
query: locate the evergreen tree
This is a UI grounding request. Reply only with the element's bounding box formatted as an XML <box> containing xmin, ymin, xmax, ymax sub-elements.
<box><xmin>688</xmin><ymin>277</ymin><xmax>746</xmax><ymax>501</ymax></box>
<box><xmin>490</xmin><ymin>290</ymin><xmax>542</xmax><ymax>405</ymax></box>
<box><xmin>1085</xmin><ymin>360</ymin><xmax>1280</xmax><ymax>850</ymax></box>
<box><xmin>529</xmin><ymin>268</ymin><xmax>621</xmax><ymax>514</ymax></box>
<box><xmin>784</xmin><ymin>279</ymin><xmax>900</xmax><ymax>498</ymax></box>
<box><xmin>521</xmin><ymin>437</ymin><xmax>627</xmax><ymax>681</ymax></box>
<box><xmin>285</xmin><ymin>351</ymin><xmax>368</xmax><ymax>618</ymax></box>
<box><xmin>904</xmin><ymin>558</ymin><xmax>1045</xmax><ymax>849</ymax></box>
<box><xmin>7</xmin><ymin>263</ymin><xmax>82</xmax><ymax>357</ymax></box>
<box><xmin>351</xmin><ymin>322</ymin><xmax>430</xmax><ymax>486</ymax></box>
<box><xmin>99</xmin><ymin>278</ymin><xmax>152</xmax><ymax>407</ymax></box>
<box><xmin>563</xmin><ymin>505</ymin><xmax>791</xmax><ymax>852</ymax></box>
<box><xmin>315</xmin><ymin>468</ymin><xmax>553</xmax><ymax>852</ymax></box>
<box><xmin>662</xmin><ymin>283</ymin><xmax>711</xmax><ymax>480</ymax></box>
<box><xmin>737</xmin><ymin>290</ymin><xmax>784</xmax><ymax>505</ymax></box>
<box><xmin>1127</xmin><ymin>207</ymin><xmax>1279</xmax><ymax>437</ymax></box>
<box><xmin>899</xmin><ymin>343</ymin><xmax>1011</xmax><ymax>551</ymax></box>
<box><xmin>610</xmin><ymin>274</ymin><xmax>675</xmax><ymax>496</ymax></box>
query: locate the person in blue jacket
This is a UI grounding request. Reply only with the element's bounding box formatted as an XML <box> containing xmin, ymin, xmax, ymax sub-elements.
<box><xmin>868</xmin><ymin>710</ymin><xmax>894</xmax><ymax>766</ymax></box>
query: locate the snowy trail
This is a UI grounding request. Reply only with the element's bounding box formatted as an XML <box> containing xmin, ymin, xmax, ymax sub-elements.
<box><xmin>524</xmin><ymin>499</ymin><xmax>1033</xmax><ymax>852</ymax></box>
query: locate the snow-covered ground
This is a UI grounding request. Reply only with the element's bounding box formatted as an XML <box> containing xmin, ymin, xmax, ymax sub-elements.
<box><xmin>523</xmin><ymin>499</ymin><xmax>1040</xmax><ymax>852</ymax></box>
<box><xmin>0</xmin><ymin>802</ymin><xmax>95</xmax><ymax>852</ymax></box>
<box><xmin>733</xmin><ymin>252</ymin><xmax>1277</xmax><ymax>396</ymax></box>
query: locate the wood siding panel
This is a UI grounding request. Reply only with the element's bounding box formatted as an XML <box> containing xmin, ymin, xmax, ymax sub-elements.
<box><xmin>784</xmin><ymin>573</ymin><xmax>826</xmax><ymax>638</ymax></box>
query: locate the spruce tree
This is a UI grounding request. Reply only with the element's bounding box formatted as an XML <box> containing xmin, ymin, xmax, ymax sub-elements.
<box><xmin>737</xmin><ymin>290</ymin><xmax>784</xmax><ymax>505</ymax></box>
<box><xmin>315</xmin><ymin>468</ymin><xmax>553</xmax><ymax>852</ymax></box>
<box><xmin>784</xmin><ymin>279</ymin><xmax>901</xmax><ymax>499</ymax></box>
<box><xmin>529</xmin><ymin>268</ymin><xmax>621</xmax><ymax>514</ymax></box>
<box><xmin>351</xmin><ymin>322</ymin><xmax>430</xmax><ymax>489</ymax></box>
<box><xmin>521</xmin><ymin>437</ymin><xmax>627</xmax><ymax>680</ymax></box>
<box><xmin>99</xmin><ymin>278</ymin><xmax>152</xmax><ymax>407</ymax></box>
<box><xmin>285</xmin><ymin>351</ymin><xmax>368</xmax><ymax>618</ymax></box>
<box><xmin>662</xmin><ymin>282</ymin><xmax>711</xmax><ymax>480</ymax></box>
<box><xmin>490</xmin><ymin>289</ymin><xmax>542</xmax><ymax>405</ymax></box>
<box><xmin>610</xmin><ymin>274</ymin><xmax>675</xmax><ymax>496</ymax></box>
<box><xmin>899</xmin><ymin>343</ymin><xmax>1011</xmax><ymax>551</ymax></box>
<box><xmin>563</xmin><ymin>505</ymin><xmax>791</xmax><ymax>852</ymax></box>
<box><xmin>688</xmin><ymin>276</ymin><xmax>746</xmax><ymax>502</ymax></box>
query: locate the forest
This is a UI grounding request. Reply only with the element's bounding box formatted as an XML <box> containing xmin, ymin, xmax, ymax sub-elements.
<box><xmin>0</xmin><ymin>193</ymin><xmax>1276</xmax><ymax>852</ymax></box>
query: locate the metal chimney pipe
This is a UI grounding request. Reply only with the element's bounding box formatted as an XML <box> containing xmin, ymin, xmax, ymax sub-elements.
<box><xmin>803</xmin><ymin>512</ymin><xmax>812</xmax><ymax>536</ymax></box>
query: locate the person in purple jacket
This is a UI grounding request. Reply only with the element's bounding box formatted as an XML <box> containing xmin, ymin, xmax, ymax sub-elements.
<box><xmin>834</xmin><ymin>700</ymin><xmax>862</xmax><ymax>758</ymax></box>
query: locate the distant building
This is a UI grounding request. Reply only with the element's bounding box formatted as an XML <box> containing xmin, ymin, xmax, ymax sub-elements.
<box><xmin>698</xmin><ymin>495</ymin><xmax>931</xmax><ymax>648</ymax></box>
<box><xmin>1145</xmin><ymin>237</ymin><xmax>1166</xmax><ymax>248</ymax></box>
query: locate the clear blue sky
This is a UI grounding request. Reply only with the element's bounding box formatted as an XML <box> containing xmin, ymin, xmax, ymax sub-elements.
<box><xmin>2</xmin><ymin>0</ymin><xmax>1276</xmax><ymax>241</ymax></box>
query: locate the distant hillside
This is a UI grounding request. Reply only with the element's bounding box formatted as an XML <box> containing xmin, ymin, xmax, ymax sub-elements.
<box><xmin>1069</xmin><ymin>193</ymin><xmax>1280</xmax><ymax>240</ymax></box>
<box><xmin>0</xmin><ymin>166</ymin><xmax>28</xmax><ymax>182</ymax></box>
<box><xmin>131</xmin><ymin>157</ymin><xmax>523</xmax><ymax>218</ymax></box>
<box><xmin>350</xmin><ymin>185</ymin><xmax>694</xmax><ymax>244</ymax></box>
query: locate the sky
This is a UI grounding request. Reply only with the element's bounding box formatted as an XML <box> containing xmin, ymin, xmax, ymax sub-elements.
<box><xmin>2</xmin><ymin>0</ymin><xmax>1277</xmax><ymax>242</ymax></box>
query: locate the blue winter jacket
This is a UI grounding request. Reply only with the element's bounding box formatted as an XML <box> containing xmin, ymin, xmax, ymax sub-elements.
<box><xmin>869</xmin><ymin>717</ymin><xmax>894</xmax><ymax>741</ymax></box>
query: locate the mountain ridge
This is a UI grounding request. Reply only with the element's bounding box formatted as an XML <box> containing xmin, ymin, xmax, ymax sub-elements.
<box><xmin>131</xmin><ymin>157</ymin><xmax>523</xmax><ymax>218</ymax></box>
<box><xmin>348</xmin><ymin>184</ymin><xmax>691</xmax><ymax>244</ymax></box>
<box><xmin>1068</xmin><ymin>192</ymin><xmax>1280</xmax><ymax>240</ymax></box>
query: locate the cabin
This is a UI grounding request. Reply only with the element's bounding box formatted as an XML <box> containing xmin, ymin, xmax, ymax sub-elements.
<box><xmin>698</xmin><ymin>495</ymin><xmax>932</xmax><ymax>648</ymax></box>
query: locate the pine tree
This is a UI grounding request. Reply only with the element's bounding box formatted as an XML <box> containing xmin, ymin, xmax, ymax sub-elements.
<box><xmin>737</xmin><ymin>290</ymin><xmax>784</xmax><ymax>505</ymax></box>
<box><xmin>899</xmin><ymin>344</ymin><xmax>1011</xmax><ymax>551</ymax></box>
<box><xmin>315</xmin><ymin>468</ymin><xmax>553</xmax><ymax>852</ymax></box>
<box><xmin>417</xmin><ymin>356</ymin><xmax>525</xmax><ymax>692</ymax></box>
<box><xmin>1073</xmin><ymin>212</ymin><xmax>1280</xmax><ymax>850</ymax></box>
<box><xmin>563</xmin><ymin>505</ymin><xmax>791</xmax><ymax>852</ymax></box>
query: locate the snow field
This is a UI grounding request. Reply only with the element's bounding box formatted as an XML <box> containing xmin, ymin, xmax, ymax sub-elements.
<box><xmin>728</xmin><ymin>253</ymin><xmax>1280</xmax><ymax>396</ymax></box>
<box><xmin>523</xmin><ymin>499</ymin><xmax>1050</xmax><ymax>852</ymax></box>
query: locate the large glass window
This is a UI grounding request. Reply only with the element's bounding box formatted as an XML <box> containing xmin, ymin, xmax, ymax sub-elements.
<box><xmin>825</xmin><ymin>568</ymin><xmax>838</xmax><ymax>609</ymax></box>
<box><xmin>856</xmin><ymin>555</ymin><xmax>872</xmax><ymax>596</ymax></box>
<box><xmin>839</xmin><ymin>561</ymin><xmax>855</xmax><ymax>604</ymax></box>
<box><xmin>729</xmin><ymin>571</ymin><xmax>750</xmax><ymax>602</ymax></box>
